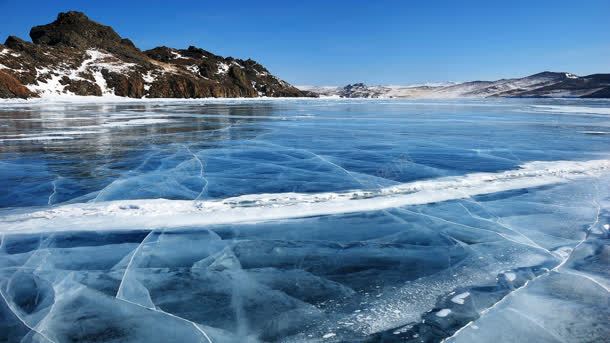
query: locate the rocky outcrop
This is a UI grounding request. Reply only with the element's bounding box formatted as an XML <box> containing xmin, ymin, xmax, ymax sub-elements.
<box><xmin>0</xmin><ymin>70</ymin><xmax>34</xmax><ymax>98</ymax></box>
<box><xmin>303</xmin><ymin>72</ymin><xmax>610</xmax><ymax>99</ymax></box>
<box><xmin>0</xmin><ymin>11</ymin><xmax>310</xmax><ymax>99</ymax></box>
<box><xmin>338</xmin><ymin>83</ymin><xmax>390</xmax><ymax>98</ymax></box>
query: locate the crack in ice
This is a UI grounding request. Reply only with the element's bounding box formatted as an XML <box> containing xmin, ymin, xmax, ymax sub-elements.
<box><xmin>118</xmin><ymin>297</ymin><xmax>214</xmax><ymax>343</ymax></box>
<box><xmin>445</xmin><ymin>183</ymin><xmax>605</xmax><ymax>342</ymax></box>
<box><xmin>47</xmin><ymin>178</ymin><xmax>59</xmax><ymax>206</ymax></box>
<box><xmin>183</xmin><ymin>144</ymin><xmax>208</xmax><ymax>201</ymax></box>
<box><xmin>457</xmin><ymin>202</ymin><xmax>554</xmax><ymax>256</ymax></box>
<box><xmin>0</xmin><ymin>288</ymin><xmax>57</xmax><ymax>343</ymax></box>
<box><xmin>116</xmin><ymin>231</ymin><xmax>154</xmax><ymax>299</ymax></box>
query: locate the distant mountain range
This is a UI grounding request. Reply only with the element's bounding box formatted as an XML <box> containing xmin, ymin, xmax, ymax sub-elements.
<box><xmin>300</xmin><ymin>72</ymin><xmax>610</xmax><ymax>99</ymax></box>
<box><xmin>0</xmin><ymin>11</ymin><xmax>310</xmax><ymax>99</ymax></box>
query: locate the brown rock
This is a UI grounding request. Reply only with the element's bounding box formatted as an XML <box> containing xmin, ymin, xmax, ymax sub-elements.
<box><xmin>102</xmin><ymin>70</ymin><xmax>145</xmax><ymax>98</ymax></box>
<box><xmin>60</xmin><ymin>76</ymin><xmax>102</xmax><ymax>96</ymax></box>
<box><xmin>0</xmin><ymin>70</ymin><xmax>36</xmax><ymax>98</ymax></box>
<box><xmin>0</xmin><ymin>11</ymin><xmax>314</xmax><ymax>99</ymax></box>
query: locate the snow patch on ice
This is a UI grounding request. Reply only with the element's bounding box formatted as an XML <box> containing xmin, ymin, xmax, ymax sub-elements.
<box><xmin>2</xmin><ymin>158</ymin><xmax>610</xmax><ymax>234</ymax></box>
<box><xmin>0</xmin><ymin>135</ymin><xmax>74</xmax><ymax>142</ymax></box>
<box><xmin>531</xmin><ymin>105</ymin><xmax>610</xmax><ymax>115</ymax></box>
<box><xmin>436</xmin><ymin>309</ymin><xmax>451</xmax><ymax>317</ymax></box>
<box><xmin>99</xmin><ymin>118</ymin><xmax>174</xmax><ymax>128</ymax></box>
<box><xmin>450</xmin><ymin>292</ymin><xmax>470</xmax><ymax>305</ymax></box>
<box><xmin>0</xmin><ymin>130</ymin><xmax>99</xmax><ymax>142</ymax></box>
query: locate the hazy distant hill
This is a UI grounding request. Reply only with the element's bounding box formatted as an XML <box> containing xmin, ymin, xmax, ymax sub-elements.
<box><xmin>301</xmin><ymin>72</ymin><xmax>610</xmax><ymax>99</ymax></box>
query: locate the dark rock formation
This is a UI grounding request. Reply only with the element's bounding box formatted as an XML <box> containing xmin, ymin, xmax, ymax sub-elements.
<box><xmin>0</xmin><ymin>11</ymin><xmax>310</xmax><ymax>99</ymax></box>
<box><xmin>31</xmin><ymin>12</ymin><xmax>121</xmax><ymax>49</ymax></box>
<box><xmin>339</xmin><ymin>83</ymin><xmax>391</xmax><ymax>98</ymax></box>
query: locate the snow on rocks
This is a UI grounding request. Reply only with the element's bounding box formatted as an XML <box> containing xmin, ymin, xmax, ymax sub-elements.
<box><xmin>142</xmin><ymin>71</ymin><xmax>155</xmax><ymax>92</ymax></box>
<box><xmin>216</xmin><ymin>62</ymin><xmax>230</xmax><ymax>75</ymax></box>
<box><xmin>26</xmin><ymin>49</ymin><xmax>136</xmax><ymax>96</ymax></box>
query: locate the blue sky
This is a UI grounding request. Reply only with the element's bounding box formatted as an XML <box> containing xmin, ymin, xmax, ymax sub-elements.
<box><xmin>1</xmin><ymin>0</ymin><xmax>608</xmax><ymax>85</ymax></box>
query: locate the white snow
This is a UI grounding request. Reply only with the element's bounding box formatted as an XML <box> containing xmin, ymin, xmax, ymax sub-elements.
<box><xmin>170</xmin><ymin>50</ymin><xmax>185</xmax><ymax>59</ymax></box>
<box><xmin>436</xmin><ymin>309</ymin><xmax>451</xmax><ymax>317</ymax></box>
<box><xmin>253</xmin><ymin>68</ymin><xmax>269</xmax><ymax>77</ymax></box>
<box><xmin>450</xmin><ymin>292</ymin><xmax>470</xmax><ymax>305</ymax></box>
<box><xmin>94</xmin><ymin>70</ymin><xmax>112</xmax><ymax>95</ymax></box>
<box><xmin>26</xmin><ymin>49</ymin><xmax>135</xmax><ymax>97</ymax></box>
<box><xmin>149</xmin><ymin>59</ymin><xmax>179</xmax><ymax>74</ymax></box>
<box><xmin>185</xmin><ymin>65</ymin><xmax>199</xmax><ymax>74</ymax></box>
<box><xmin>0</xmin><ymin>130</ymin><xmax>99</xmax><ymax>142</ymax></box>
<box><xmin>251</xmin><ymin>81</ymin><xmax>263</xmax><ymax>96</ymax></box>
<box><xmin>1</xmin><ymin>158</ymin><xmax>609</xmax><ymax>234</ymax></box>
<box><xmin>216</xmin><ymin>62</ymin><xmax>229</xmax><ymax>74</ymax></box>
<box><xmin>72</xmin><ymin>49</ymin><xmax>135</xmax><ymax>78</ymax></box>
<box><xmin>322</xmin><ymin>333</ymin><xmax>336</xmax><ymax>339</ymax></box>
<box><xmin>99</xmin><ymin>118</ymin><xmax>174</xmax><ymax>128</ymax></box>
<box><xmin>0</xmin><ymin>135</ymin><xmax>75</xmax><ymax>142</ymax></box>
<box><xmin>0</xmin><ymin>48</ymin><xmax>21</xmax><ymax>57</ymax></box>
<box><xmin>28</xmin><ymin>67</ymin><xmax>66</xmax><ymax>96</ymax></box>
<box><xmin>531</xmin><ymin>105</ymin><xmax>610</xmax><ymax>116</ymax></box>
<box><xmin>231</xmin><ymin>61</ymin><xmax>244</xmax><ymax>69</ymax></box>
<box><xmin>504</xmin><ymin>272</ymin><xmax>516</xmax><ymax>282</ymax></box>
<box><xmin>0</xmin><ymin>63</ymin><xmax>27</xmax><ymax>73</ymax></box>
<box><xmin>142</xmin><ymin>71</ymin><xmax>155</xmax><ymax>93</ymax></box>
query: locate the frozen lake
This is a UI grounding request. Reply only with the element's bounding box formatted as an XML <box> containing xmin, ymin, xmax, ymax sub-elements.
<box><xmin>1</xmin><ymin>98</ymin><xmax>609</xmax><ymax>342</ymax></box>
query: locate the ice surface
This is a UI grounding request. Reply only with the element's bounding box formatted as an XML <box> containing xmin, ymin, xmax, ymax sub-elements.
<box><xmin>1</xmin><ymin>98</ymin><xmax>609</xmax><ymax>342</ymax></box>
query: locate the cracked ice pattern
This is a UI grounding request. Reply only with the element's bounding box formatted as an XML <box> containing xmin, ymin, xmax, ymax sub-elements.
<box><xmin>1</xmin><ymin>98</ymin><xmax>609</xmax><ymax>342</ymax></box>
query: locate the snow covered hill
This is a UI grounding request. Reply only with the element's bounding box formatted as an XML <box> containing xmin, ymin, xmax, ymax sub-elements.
<box><xmin>301</xmin><ymin>72</ymin><xmax>610</xmax><ymax>99</ymax></box>
<box><xmin>0</xmin><ymin>12</ymin><xmax>308</xmax><ymax>99</ymax></box>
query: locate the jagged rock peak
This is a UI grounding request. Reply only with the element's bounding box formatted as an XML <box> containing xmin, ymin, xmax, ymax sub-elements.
<box><xmin>4</xmin><ymin>36</ymin><xmax>29</xmax><ymax>50</ymax></box>
<box><xmin>0</xmin><ymin>11</ymin><xmax>311</xmax><ymax>99</ymax></box>
<box><xmin>29</xmin><ymin>11</ymin><xmax>135</xmax><ymax>51</ymax></box>
<box><xmin>344</xmin><ymin>83</ymin><xmax>367</xmax><ymax>89</ymax></box>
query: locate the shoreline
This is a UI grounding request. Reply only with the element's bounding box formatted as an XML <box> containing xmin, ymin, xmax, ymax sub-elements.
<box><xmin>1</xmin><ymin>95</ymin><xmax>609</xmax><ymax>105</ymax></box>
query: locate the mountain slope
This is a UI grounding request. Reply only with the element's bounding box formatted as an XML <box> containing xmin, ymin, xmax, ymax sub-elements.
<box><xmin>0</xmin><ymin>11</ymin><xmax>308</xmax><ymax>99</ymax></box>
<box><xmin>304</xmin><ymin>72</ymin><xmax>610</xmax><ymax>99</ymax></box>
